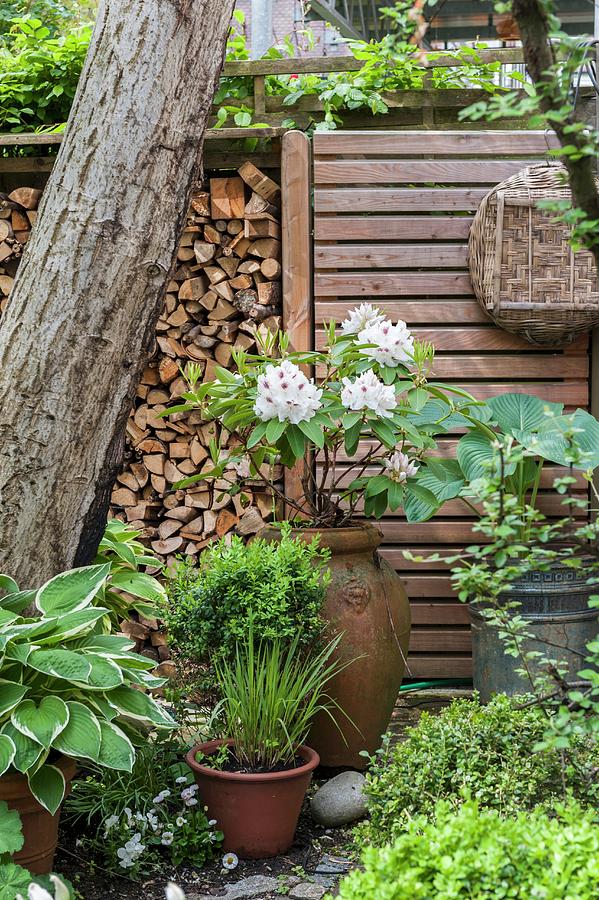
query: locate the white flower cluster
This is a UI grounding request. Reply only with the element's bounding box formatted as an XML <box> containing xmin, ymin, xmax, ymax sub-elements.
<box><xmin>340</xmin><ymin>302</ymin><xmax>385</xmax><ymax>335</ymax></box>
<box><xmin>254</xmin><ymin>359</ymin><xmax>322</xmax><ymax>424</ymax></box>
<box><xmin>341</xmin><ymin>370</ymin><xmax>397</xmax><ymax>418</ymax></box>
<box><xmin>153</xmin><ymin>789</ymin><xmax>171</xmax><ymax>804</ymax></box>
<box><xmin>341</xmin><ymin>304</ymin><xmax>414</xmax><ymax>367</ymax></box>
<box><xmin>383</xmin><ymin>451</ymin><xmax>419</xmax><ymax>483</ymax></box>
<box><xmin>117</xmin><ymin>831</ymin><xmax>145</xmax><ymax>869</ymax></box>
<box><xmin>181</xmin><ymin>783</ymin><xmax>199</xmax><ymax>807</ymax></box>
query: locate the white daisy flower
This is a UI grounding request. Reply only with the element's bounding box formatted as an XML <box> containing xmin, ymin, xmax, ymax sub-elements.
<box><xmin>222</xmin><ymin>851</ymin><xmax>239</xmax><ymax>870</ymax></box>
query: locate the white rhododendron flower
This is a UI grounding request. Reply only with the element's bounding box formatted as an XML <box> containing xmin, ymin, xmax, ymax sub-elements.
<box><xmin>358</xmin><ymin>319</ymin><xmax>414</xmax><ymax>367</ymax></box>
<box><xmin>383</xmin><ymin>451</ymin><xmax>419</xmax><ymax>483</ymax></box>
<box><xmin>341</xmin><ymin>303</ymin><xmax>385</xmax><ymax>335</ymax></box>
<box><xmin>254</xmin><ymin>359</ymin><xmax>322</xmax><ymax>424</ymax></box>
<box><xmin>341</xmin><ymin>369</ymin><xmax>397</xmax><ymax>418</ymax></box>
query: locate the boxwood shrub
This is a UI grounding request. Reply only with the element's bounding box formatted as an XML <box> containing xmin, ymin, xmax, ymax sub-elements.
<box><xmin>360</xmin><ymin>694</ymin><xmax>597</xmax><ymax>846</ymax></box>
<box><xmin>338</xmin><ymin>800</ymin><xmax>599</xmax><ymax>900</ymax></box>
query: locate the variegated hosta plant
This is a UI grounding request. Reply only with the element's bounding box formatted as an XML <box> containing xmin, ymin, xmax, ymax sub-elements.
<box><xmin>0</xmin><ymin>564</ymin><xmax>175</xmax><ymax>816</ymax></box>
<box><xmin>161</xmin><ymin>304</ymin><xmax>483</xmax><ymax>527</ymax></box>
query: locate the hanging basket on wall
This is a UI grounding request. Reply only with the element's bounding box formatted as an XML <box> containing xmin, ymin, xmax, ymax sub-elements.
<box><xmin>468</xmin><ymin>162</ymin><xmax>599</xmax><ymax>347</ymax></box>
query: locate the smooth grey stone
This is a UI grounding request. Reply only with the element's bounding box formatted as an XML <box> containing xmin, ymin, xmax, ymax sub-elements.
<box><xmin>289</xmin><ymin>884</ymin><xmax>326</xmax><ymax>900</ymax></box>
<box><xmin>192</xmin><ymin>875</ymin><xmax>279</xmax><ymax>900</ymax></box>
<box><xmin>310</xmin><ymin>772</ymin><xmax>367</xmax><ymax>827</ymax></box>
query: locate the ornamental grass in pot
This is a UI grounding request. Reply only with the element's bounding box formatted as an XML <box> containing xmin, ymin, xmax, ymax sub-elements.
<box><xmin>163</xmin><ymin>304</ymin><xmax>484</xmax><ymax>766</ymax></box>
<box><xmin>0</xmin><ymin>527</ymin><xmax>175</xmax><ymax>874</ymax></box>
<box><xmin>186</xmin><ymin>630</ymin><xmax>348</xmax><ymax>858</ymax></box>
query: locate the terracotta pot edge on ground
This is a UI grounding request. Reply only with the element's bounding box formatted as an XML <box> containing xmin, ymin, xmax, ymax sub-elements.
<box><xmin>186</xmin><ymin>740</ymin><xmax>319</xmax><ymax>858</ymax></box>
<box><xmin>259</xmin><ymin>522</ymin><xmax>411</xmax><ymax>769</ymax></box>
<box><xmin>0</xmin><ymin>755</ymin><xmax>77</xmax><ymax>875</ymax></box>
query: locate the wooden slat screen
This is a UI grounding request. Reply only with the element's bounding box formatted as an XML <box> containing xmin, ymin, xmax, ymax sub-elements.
<box><xmin>310</xmin><ymin>130</ymin><xmax>590</xmax><ymax>679</ymax></box>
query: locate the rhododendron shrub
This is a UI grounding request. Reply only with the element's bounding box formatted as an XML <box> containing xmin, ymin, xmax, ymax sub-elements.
<box><xmin>160</xmin><ymin>306</ymin><xmax>482</xmax><ymax>527</ymax></box>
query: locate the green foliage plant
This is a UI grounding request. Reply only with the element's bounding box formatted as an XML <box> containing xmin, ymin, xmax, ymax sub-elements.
<box><xmin>358</xmin><ymin>694</ymin><xmax>596</xmax><ymax>848</ymax></box>
<box><xmin>0</xmin><ymin>564</ymin><xmax>175</xmax><ymax>816</ymax></box>
<box><xmin>337</xmin><ymin>799</ymin><xmax>599</xmax><ymax>900</ymax></box>
<box><xmin>0</xmin><ymin>800</ymin><xmax>74</xmax><ymax>899</ymax></box>
<box><xmin>412</xmin><ymin>392</ymin><xmax>599</xmax><ymax>526</ymax></box>
<box><xmin>0</xmin><ymin>16</ymin><xmax>91</xmax><ymax>133</ymax></box>
<box><xmin>65</xmin><ymin>738</ymin><xmax>222</xmax><ymax>878</ymax></box>
<box><xmin>207</xmin><ymin>629</ymin><xmax>349</xmax><ymax>771</ymax></box>
<box><xmin>164</xmin><ymin>523</ymin><xmax>330</xmax><ymax>679</ymax></box>
<box><xmin>160</xmin><ymin>308</ymin><xmax>483</xmax><ymax>528</ymax></box>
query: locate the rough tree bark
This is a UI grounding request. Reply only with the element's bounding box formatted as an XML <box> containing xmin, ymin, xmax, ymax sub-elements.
<box><xmin>512</xmin><ymin>0</ymin><xmax>599</xmax><ymax>269</ymax></box>
<box><xmin>0</xmin><ymin>0</ymin><xmax>236</xmax><ymax>585</ymax></box>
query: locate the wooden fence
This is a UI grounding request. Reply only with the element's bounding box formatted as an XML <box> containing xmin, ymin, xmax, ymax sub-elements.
<box><xmin>284</xmin><ymin>129</ymin><xmax>593</xmax><ymax>679</ymax></box>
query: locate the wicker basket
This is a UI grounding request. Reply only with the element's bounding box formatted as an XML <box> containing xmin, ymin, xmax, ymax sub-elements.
<box><xmin>468</xmin><ymin>162</ymin><xmax>599</xmax><ymax>346</ymax></box>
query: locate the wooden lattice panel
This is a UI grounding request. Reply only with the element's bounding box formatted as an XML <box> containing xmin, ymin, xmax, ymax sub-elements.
<box><xmin>305</xmin><ymin>130</ymin><xmax>591</xmax><ymax>679</ymax></box>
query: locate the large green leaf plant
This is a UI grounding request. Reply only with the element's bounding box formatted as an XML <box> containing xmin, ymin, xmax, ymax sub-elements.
<box><xmin>0</xmin><ymin>562</ymin><xmax>175</xmax><ymax>816</ymax></box>
<box><xmin>413</xmin><ymin>393</ymin><xmax>599</xmax><ymax>522</ymax></box>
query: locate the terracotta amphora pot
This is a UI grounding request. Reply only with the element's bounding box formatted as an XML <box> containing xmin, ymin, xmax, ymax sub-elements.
<box><xmin>260</xmin><ymin>524</ymin><xmax>411</xmax><ymax>769</ymax></box>
<box><xmin>186</xmin><ymin>740</ymin><xmax>319</xmax><ymax>858</ymax></box>
<box><xmin>0</xmin><ymin>755</ymin><xmax>77</xmax><ymax>874</ymax></box>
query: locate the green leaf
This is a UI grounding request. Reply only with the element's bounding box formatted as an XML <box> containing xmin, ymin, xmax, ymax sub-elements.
<box><xmin>404</xmin><ymin>483</ymin><xmax>441</xmax><ymax>523</ymax></box>
<box><xmin>286</xmin><ymin>424</ymin><xmax>306</xmax><ymax>458</ymax></box>
<box><xmin>28</xmin><ymin>764</ymin><xmax>65</xmax><ymax>815</ymax></box>
<box><xmin>371</xmin><ymin>419</ymin><xmax>396</xmax><ymax>448</ymax></box>
<box><xmin>0</xmin><ymin>800</ymin><xmax>23</xmax><ymax>854</ymax></box>
<box><xmin>107</xmin><ymin>686</ymin><xmax>176</xmax><ymax>727</ymax></box>
<box><xmin>0</xmin><ymin>575</ymin><xmax>19</xmax><ymax>596</ymax></box>
<box><xmin>11</xmin><ymin>697</ymin><xmax>69</xmax><ymax>749</ymax></box>
<box><xmin>34</xmin><ymin>606</ymin><xmax>109</xmax><ymax>643</ymax></box>
<box><xmin>365</xmin><ymin>474</ymin><xmax>392</xmax><ymax>498</ymax></box>
<box><xmin>97</xmin><ymin>720</ymin><xmax>134</xmax><ymax>772</ymax></box>
<box><xmin>74</xmin><ymin>654</ymin><xmax>124</xmax><ymax>691</ymax></box>
<box><xmin>35</xmin><ymin>563</ymin><xmax>110</xmax><ymax>616</ymax></box>
<box><xmin>457</xmin><ymin>433</ymin><xmax>510</xmax><ymax>481</ymax></box>
<box><xmin>109</xmin><ymin>571</ymin><xmax>166</xmax><ymax>604</ymax></box>
<box><xmin>298</xmin><ymin>418</ymin><xmax>325</xmax><ymax>448</ymax></box>
<box><xmin>0</xmin><ymin>862</ymin><xmax>31</xmax><ymax>900</ymax></box>
<box><xmin>487</xmin><ymin>392</ymin><xmax>563</xmax><ymax>435</ymax></box>
<box><xmin>52</xmin><ymin>701</ymin><xmax>101</xmax><ymax>762</ymax></box>
<box><xmin>344</xmin><ymin>419</ymin><xmax>362</xmax><ymax>457</ymax></box>
<box><xmin>247</xmin><ymin>421</ymin><xmax>269</xmax><ymax>448</ymax></box>
<box><xmin>1</xmin><ymin>723</ymin><xmax>44</xmax><ymax>774</ymax></box>
<box><xmin>0</xmin><ymin>680</ymin><xmax>28</xmax><ymax>718</ymax></box>
<box><xmin>28</xmin><ymin>649</ymin><xmax>91</xmax><ymax>683</ymax></box>
<box><xmin>0</xmin><ymin>735</ymin><xmax>16</xmax><ymax>778</ymax></box>
<box><xmin>517</xmin><ymin>409</ymin><xmax>599</xmax><ymax>469</ymax></box>
<box><xmin>265</xmin><ymin>418</ymin><xmax>286</xmax><ymax>443</ymax></box>
<box><xmin>418</xmin><ymin>458</ymin><xmax>465</xmax><ymax>502</ymax></box>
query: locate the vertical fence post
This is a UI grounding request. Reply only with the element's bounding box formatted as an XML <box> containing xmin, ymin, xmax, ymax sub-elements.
<box><xmin>281</xmin><ymin>130</ymin><xmax>312</xmax><ymax>514</ymax></box>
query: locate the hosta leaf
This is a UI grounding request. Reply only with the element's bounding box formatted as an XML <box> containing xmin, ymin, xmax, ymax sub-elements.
<box><xmin>404</xmin><ymin>483</ymin><xmax>441</xmax><ymax>523</ymax></box>
<box><xmin>0</xmin><ymin>680</ymin><xmax>28</xmax><ymax>718</ymax></box>
<box><xmin>97</xmin><ymin>720</ymin><xmax>134</xmax><ymax>772</ymax></box>
<box><xmin>1</xmin><ymin>723</ymin><xmax>44</xmax><ymax>774</ymax></box>
<box><xmin>28</xmin><ymin>649</ymin><xmax>91</xmax><ymax>683</ymax></box>
<box><xmin>516</xmin><ymin>409</ymin><xmax>599</xmax><ymax>469</ymax></box>
<box><xmin>107</xmin><ymin>686</ymin><xmax>176</xmax><ymax>727</ymax></box>
<box><xmin>457</xmin><ymin>433</ymin><xmax>516</xmax><ymax>481</ymax></box>
<box><xmin>72</xmin><ymin>654</ymin><xmax>123</xmax><ymax>690</ymax></box>
<box><xmin>0</xmin><ymin>734</ymin><xmax>16</xmax><ymax>777</ymax></box>
<box><xmin>76</xmin><ymin>634</ymin><xmax>135</xmax><ymax>654</ymax></box>
<box><xmin>109</xmin><ymin>571</ymin><xmax>166</xmax><ymax>604</ymax></box>
<box><xmin>34</xmin><ymin>607</ymin><xmax>109</xmax><ymax>644</ymax></box>
<box><xmin>0</xmin><ymin>589</ymin><xmax>35</xmax><ymax>614</ymax></box>
<box><xmin>28</xmin><ymin>764</ymin><xmax>65</xmax><ymax>815</ymax></box>
<box><xmin>52</xmin><ymin>701</ymin><xmax>101</xmax><ymax>762</ymax></box>
<box><xmin>419</xmin><ymin>458</ymin><xmax>465</xmax><ymax>501</ymax></box>
<box><xmin>11</xmin><ymin>697</ymin><xmax>69</xmax><ymax>749</ymax></box>
<box><xmin>487</xmin><ymin>392</ymin><xmax>563</xmax><ymax>434</ymax></box>
<box><xmin>35</xmin><ymin>563</ymin><xmax>110</xmax><ymax>616</ymax></box>
<box><xmin>0</xmin><ymin>574</ymin><xmax>19</xmax><ymax>596</ymax></box>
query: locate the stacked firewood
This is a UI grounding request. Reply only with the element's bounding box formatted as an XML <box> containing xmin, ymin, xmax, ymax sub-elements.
<box><xmin>111</xmin><ymin>161</ymin><xmax>283</xmax><ymax>572</ymax></box>
<box><xmin>0</xmin><ymin>187</ymin><xmax>41</xmax><ymax>311</ymax></box>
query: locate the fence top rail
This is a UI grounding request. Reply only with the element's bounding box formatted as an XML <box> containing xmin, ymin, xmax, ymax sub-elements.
<box><xmin>222</xmin><ymin>48</ymin><xmax>525</xmax><ymax>77</ymax></box>
<box><xmin>0</xmin><ymin>126</ymin><xmax>287</xmax><ymax>147</ymax></box>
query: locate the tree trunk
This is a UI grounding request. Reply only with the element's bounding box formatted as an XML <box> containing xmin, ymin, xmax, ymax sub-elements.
<box><xmin>0</xmin><ymin>0</ymin><xmax>235</xmax><ymax>585</ymax></box>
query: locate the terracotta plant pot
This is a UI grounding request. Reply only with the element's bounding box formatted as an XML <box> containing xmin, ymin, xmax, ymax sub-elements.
<box><xmin>495</xmin><ymin>13</ymin><xmax>520</xmax><ymax>40</ymax></box>
<box><xmin>0</xmin><ymin>756</ymin><xmax>77</xmax><ymax>874</ymax></box>
<box><xmin>186</xmin><ymin>740</ymin><xmax>319</xmax><ymax>858</ymax></box>
<box><xmin>260</xmin><ymin>524</ymin><xmax>411</xmax><ymax>769</ymax></box>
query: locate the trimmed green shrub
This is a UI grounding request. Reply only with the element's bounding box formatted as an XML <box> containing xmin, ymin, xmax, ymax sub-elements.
<box><xmin>360</xmin><ymin>694</ymin><xmax>597</xmax><ymax>846</ymax></box>
<box><xmin>164</xmin><ymin>525</ymin><xmax>330</xmax><ymax>685</ymax></box>
<box><xmin>337</xmin><ymin>800</ymin><xmax>599</xmax><ymax>900</ymax></box>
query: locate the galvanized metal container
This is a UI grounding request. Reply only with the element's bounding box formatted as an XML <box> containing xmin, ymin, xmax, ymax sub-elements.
<box><xmin>470</xmin><ymin>563</ymin><xmax>598</xmax><ymax>702</ymax></box>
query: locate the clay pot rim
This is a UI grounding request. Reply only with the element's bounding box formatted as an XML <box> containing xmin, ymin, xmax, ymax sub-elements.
<box><xmin>186</xmin><ymin>740</ymin><xmax>319</xmax><ymax>783</ymax></box>
<box><xmin>259</xmin><ymin>522</ymin><xmax>383</xmax><ymax>553</ymax></box>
